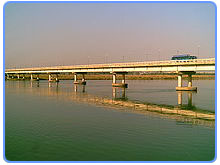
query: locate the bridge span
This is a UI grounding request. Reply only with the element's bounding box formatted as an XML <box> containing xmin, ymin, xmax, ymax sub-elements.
<box><xmin>5</xmin><ymin>58</ymin><xmax>215</xmax><ymax>91</ymax></box>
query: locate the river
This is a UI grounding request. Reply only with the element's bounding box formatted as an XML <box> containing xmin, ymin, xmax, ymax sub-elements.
<box><xmin>5</xmin><ymin>80</ymin><xmax>215</xmax><ymax>161</ymax></box>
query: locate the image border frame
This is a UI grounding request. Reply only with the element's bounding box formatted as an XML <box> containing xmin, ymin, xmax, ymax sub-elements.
<box><xmin>3</xmin><ymin>1</ymin><xmax>217</xmax><ymax>163</ymax></box>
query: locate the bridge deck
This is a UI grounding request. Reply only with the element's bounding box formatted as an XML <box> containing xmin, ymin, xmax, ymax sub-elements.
<box><xmin>5</xmin><ymin>58</ymin><xmax>215</xmax><ymax>73</ymax></box>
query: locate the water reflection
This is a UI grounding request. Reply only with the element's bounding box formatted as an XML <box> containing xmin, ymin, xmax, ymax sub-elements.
<box><xmin>112</xmin><ymin>87</ymin><xmax>127</xmax><ymax>101</ymax></box>
<box><xmin>48</xmin><ymin>82</ymin><xmax>59</xmax><ymax>88</ymax></box>
<box><xmin>177</xmin><ymin>91</ymin><xmax>196</xmax><ymax>109</ymax></box>
<box><xmin>74</xmin><ymin>84</ymin><xmax>86</xmax><ymax>93</ymax></box>
<box><xmin>7</xmin><ymin>81</ymin><xmax>215</xmax><ymax>127</ymax></box>
<box><xmin>30</xmin><ymin>81</ymin><xmax>40</xmax><ymax>88</ymax></box>
<box><xmin>177</xmin><ymin>91</ymin><xmax>197</xmax><ymax>108</ymax></box>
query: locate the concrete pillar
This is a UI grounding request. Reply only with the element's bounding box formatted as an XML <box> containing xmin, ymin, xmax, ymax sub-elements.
<box><xmin>17</xmin><ymin>74</ymin><xmax>20</xmax><ymax>79</ymax></box>
<box><xmin>49</xmin><ymin>74</ymin><xmax>52</xmax><ymax>81</ymax></box>
<box><xmin>178</xmin><ymin>75</ymin><xmax>182</xmax><ymax>87</ymax></box>
<box><xmin>188</xmin><ymin>74</ymin><xmax>192</xmax><ymax>87</ymax></box>
<box><xmin>82</xmin><ymin>74</ymin><xmax>85</xmax><ymax>82</ymax></box>
<box><xmin>30</xmin><ymin>74</ymin><xmax>33</xmax><ymax>81</ymax></box>
<box><xmin>177</xmin><ymin>92</ymin><xmax>182</xmax><ymax>105</ymax></box>
<box><xmin>74</xmin><ymin>74</ymin><xmax>77</xmax><ymax>82</ymax></box>
<box><xmin>112</xmin><ymin>73</ymin><xmax>116</xmax><ymax>84</ymax></box>
<box><xmin>122</xmin><ymin>74</ymin><xmax>125</xmax><ymax>84</ymax></box>
<box><xmin>55</xmin><ymin>74</ymin><xmax>58</xmax><ymax>81</ymax></box>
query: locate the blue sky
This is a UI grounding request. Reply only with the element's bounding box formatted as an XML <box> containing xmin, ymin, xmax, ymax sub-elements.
<box><xmin>5</xmin><ymin>2</ymin><xmax>215</xmax><ymax>68</ymax></box>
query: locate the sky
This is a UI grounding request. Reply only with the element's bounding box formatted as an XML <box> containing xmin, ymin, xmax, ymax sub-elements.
<box><xmin>4</xmin><ymin>2</ymin><xmax>215</xmax><ymax>68</ymax></box>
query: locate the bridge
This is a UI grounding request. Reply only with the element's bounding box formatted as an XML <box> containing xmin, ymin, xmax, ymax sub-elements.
<box><xmin>5</xmin><ymin>58</ymin><xmax>215</xmax><ymax>91</ymax></box>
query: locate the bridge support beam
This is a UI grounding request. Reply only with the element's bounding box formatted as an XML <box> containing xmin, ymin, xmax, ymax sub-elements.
<box><xmin>48</xmin><ymin>73</ymin><xmax>59</xmax><ymax>82</ymax></box>
<box><xmin>178</xmin><ymin>75</ymin><xmax>182</xmax><ymax>87</ymax></box>
<box><xmin>30</xmin><ymin>74</ymin><xmax>40</xmax><ymax>81</ymax></box>
<box><xmin>176</xmin><ymin>71</ymin><xmax>197</xmax><ymax>91</ymax></box>
<box><xmin>112</xmin><ymin>73</ymin><xmax>116</xmax><ymax>84</ymax></box>
<box><xmin>36</xmin><ymin>74</ymin><xmax>39</xmax><ymax>80</ymax></box>
<box><xmin>112</xmin><ymin>72</ymin><xmax>128</xmax><ymax>88</ymax></box>
<box><xmin>74</xmin><ymin>73</ymin><xmax>77</xmax><ymax>83</ymax></box>
<box><xmin>188</xmin><ymin>74</ymin><xmax>192</xmax><ymax>87</ymax></box>
<box><xmin>49</xmin><ymin>74</ymin><xmax>52</xmax><ymax>82</ymax></box>
<box><xmin>55</xmin><ymin>74</ymin><xmax>59</xmax><ymax>82</ymax></box>
<box><xmin>73</xmin><ymin>72</ymin><xmax>87</xmax><ymax>85</ymax></box>
<box><xmin>82</xmin><ymin>74</ymin><xmax>86</xmax><ymax>82</ymax></box>
<box><xmin>5</xmin><ymin>74</ymin><xmax>9</xmax><ymax>80</ymax></box>
<box><xmin>122</xmin><ymin>74</ymin><xmax>126</xmax><ymax>84</ymax></box>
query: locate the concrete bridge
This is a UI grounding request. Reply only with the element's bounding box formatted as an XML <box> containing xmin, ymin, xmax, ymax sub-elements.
<box><xmin>5</xmin><ymin>58</ymin><xmax>215</xmax><ymax>91</ymax></box>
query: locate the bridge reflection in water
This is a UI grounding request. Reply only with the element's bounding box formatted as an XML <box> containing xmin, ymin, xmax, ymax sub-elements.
<box><xmin>177</xmin><ymin>91</ymin><xmax>195</xmax><ymax>108</ymax></box>
<box><xmin>23</xmin><ymin>81</ymin><xmax>215</xmax><ymax>127</ymax></box>
<box><xmin>74</xmin><ymin>84</ymin><xmax>86</xmax><ymax>93</ymax></box>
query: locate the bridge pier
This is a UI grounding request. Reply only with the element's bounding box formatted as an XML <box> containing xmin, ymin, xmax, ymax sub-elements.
<box><xmin>17</xmin><ymin>74</ymin><xmax>25</xmax><ymax>80</ymax></box>
<box><xmin>48</xmin><ymin>73</ymin><xmax>59</xmax><ymax>82</ymax></box>
<box><xmin>112</xmin><ymin>72</ymin><xmax>128</xmax><ymax>88</ymax></box>
<box><xmin>30</xmin><ymin>73</ymin><xmax>40</xmax><ymax>81</ymax></box>
<box><xmin>5</xmin><ymin>74</ymin><xmax>9</xmax><ymax>80</ymax></box>
<box><xmin>55</xmin><ymin>74</ymin><xmax>59</xmax><ymax>82</ymax></box>
<box><xmin>176</xmin><ymin>71</ymin><xmax>197</xmax><ymax>91</ymax></box>
<box><xmin>82</xmin><ymin>74</ymin><xmax>86</xmax><ymax>83</ymax></box>
<box><xmin>5</xmin><ymin>74</ymin><xmax>13</xmax><ymax>80</ymax></box>
<box><xmin>73</xmin><ymin>73</ymin><xmax>86</xmax><ymax>85</ymax></box>
<box><xmin>74</xmin><ymin>73</ymin><xmax>77</xmax><ymax>83</ymax></box>
<box><xmin>36</xmin><ymin>74</ymin><xmax>39</xmax><ymax>80</ymax></box>
<box><xmin>177</xmin><ymin>74</ymin><xmax>182</xmax><ymax>88</ymax></box>
<box><xmin>49</xmin><ymin>74</ymin><xmax>52</xmax><ymax>82</ymax></box>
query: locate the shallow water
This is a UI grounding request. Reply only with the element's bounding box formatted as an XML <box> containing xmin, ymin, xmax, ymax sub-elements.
<box><xmin>5</xmin><ymin>80</ymin><xmax>215</xmax><ymax>161</ymax></box>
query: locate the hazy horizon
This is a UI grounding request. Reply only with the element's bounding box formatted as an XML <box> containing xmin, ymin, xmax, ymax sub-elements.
<box><xmin>5</xmin><ymin>2</ymin><xmax>215</xmax><ymax>69</ymax></box>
